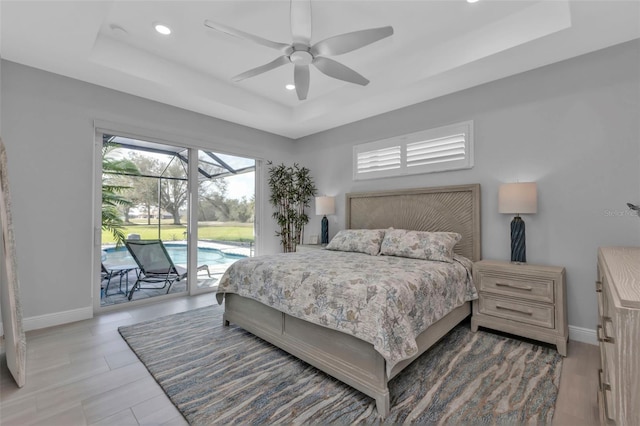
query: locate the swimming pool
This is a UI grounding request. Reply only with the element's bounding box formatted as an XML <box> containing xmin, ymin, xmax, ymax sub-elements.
<box><xmin>103</xmin><ymin>243</ymin><xmax>246</xmax><ymax>267</ymax></box>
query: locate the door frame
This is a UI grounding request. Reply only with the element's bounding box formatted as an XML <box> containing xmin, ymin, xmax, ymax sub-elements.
<box><xmin>92</xmin><ymin>121</ymin><xmax>261</xmax><ymax>313</ymax></box>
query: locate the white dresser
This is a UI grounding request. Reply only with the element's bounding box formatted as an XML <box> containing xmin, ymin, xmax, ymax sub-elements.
<box><xmin>596</xmin><ymin>247</ymin><xmax>640</xmax><ymax>425</ymax></box>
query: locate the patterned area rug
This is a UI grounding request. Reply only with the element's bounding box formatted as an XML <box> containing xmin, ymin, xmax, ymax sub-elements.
<box><xmin>118</xmin><ymin>304</ymin><xmax>562</xmax><ymax>425</ymax></box>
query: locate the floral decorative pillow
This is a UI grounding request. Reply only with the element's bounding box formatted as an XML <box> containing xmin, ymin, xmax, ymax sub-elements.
<box><xmin>380</xmin><ymin>229</ymin><xmax>462</xmax><ymax>263</ymax></box>
<box><xmin>325</xmin><ymin>229</ymin><xmax>385</xmax><ymax>256</ymax></box>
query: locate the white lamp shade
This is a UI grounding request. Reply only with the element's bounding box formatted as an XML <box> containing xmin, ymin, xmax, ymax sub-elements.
<box><xmin>315</xmin><ymin>196</ymin><xmax>335</xmax><ymax>216</ymax></box>
<box><xmin>498</xmin><ymin>182</ymin><xmax>537</xmax><ymax>214</ymax></box>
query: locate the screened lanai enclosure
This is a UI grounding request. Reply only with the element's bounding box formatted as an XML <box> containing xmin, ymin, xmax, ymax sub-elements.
<box><xmin>100</xmin><ymin>134</ymin><xmax>255</xmax><ymax>307</ymax></box>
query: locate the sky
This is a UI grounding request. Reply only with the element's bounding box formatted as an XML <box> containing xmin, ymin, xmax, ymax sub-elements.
<box><xmin>224</xmin><ymin>172</ymin><xmax>255</xmax><ymax>200</ymax></box>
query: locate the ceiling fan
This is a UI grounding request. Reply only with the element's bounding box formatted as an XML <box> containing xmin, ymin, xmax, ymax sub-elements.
<box><xmin>204</xmin><ymin>0</ymin><xmax>393</xmax><ymax>101</ymax></box>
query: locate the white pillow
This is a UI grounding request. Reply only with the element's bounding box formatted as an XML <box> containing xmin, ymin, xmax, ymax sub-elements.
<box><xmin>325</xmin><ymin>229</ymin><xmax>385</xmax><ymax>256</ymax></box>
<box><xmin>380</xmin><ymin>229</ymin><xmax>461</xmax><ymax>263</ymax></box>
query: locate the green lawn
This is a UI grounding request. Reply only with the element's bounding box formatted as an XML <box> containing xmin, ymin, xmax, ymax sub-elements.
<box><xmin>102</xmin><ymin>221</ymin><xmax>254</xmax><ymax>244</ymax></box>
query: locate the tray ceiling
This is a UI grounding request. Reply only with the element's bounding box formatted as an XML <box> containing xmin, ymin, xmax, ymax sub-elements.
<box><xmin>1</xmin><ymin>1</ymin><xmax>638</xmax><ymax>138</ymax></box>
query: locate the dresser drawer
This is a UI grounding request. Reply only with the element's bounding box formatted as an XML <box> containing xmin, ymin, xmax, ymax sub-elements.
<box><xmin>478</xmin><ymin>294</ymin><xmax>554</xmax><ymax>329</ymax></box>
<box><xmin>596</xmin><ymin>281</ymin><xmax>604</xmax><ymax>317</ymax></box>
<box><xmin>598</xmin><ymin>302</ymin><xmax>618</xmax><ymax>422</ymax></box>
<box><xmin>477</xmin><ymin>271</ymin><xmax>554</xmax><ymax>304</ymax></box>
<box><xmin>600</xmin><ymin>275</ymin><xmax>618</xmax><ymax>339</ymax></box>
<box><xmin>599</xmin><ymin>346</ymin><xmax>617</xmax><ymax>424</ymax></box>
<box><xmin>598</xmin><ymin>368</ymin><xmax>616</xmax><ymax>425</ymax></box>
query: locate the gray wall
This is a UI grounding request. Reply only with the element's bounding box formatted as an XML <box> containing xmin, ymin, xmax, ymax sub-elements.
<box><xmin>0</xmin><ymin>60</ymin><xmax>294</xmax><ymax>323</ymax></box>
<box><xmin>2</xmin><ymin>39</ymin><xmax>639</xmax><ymax>334</ymax></box>
<box><xmin>0</xmin><ymin>58</ymin><xmax>3</xmax><ymax>330</ymax></box>
<box><xmin>295</xmin><ymin>40</ymin><xmax>640</xmax><ymax>332</ymax></box>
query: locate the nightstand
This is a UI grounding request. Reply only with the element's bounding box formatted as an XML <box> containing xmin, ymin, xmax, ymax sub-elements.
<box><xmin>471</xmin><ymin>260</ymin><xmax>568</xmax><ymax>356</ymax></box>
<box><xmin>296</xmin><ymin>244</ymin><xmax>324</xmax><ymax>253</ymax></box>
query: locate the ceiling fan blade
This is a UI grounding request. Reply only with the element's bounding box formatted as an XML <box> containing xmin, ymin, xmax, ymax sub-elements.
<box><xmin>312</xmin><ymin>57</ymin><xmax>369</xmax><ymax>86</ymax></box>
<box><xmin>232</xmin><ymin>56</ymin><xmax>290</xmax><ymax>82</ymax></box>
<box><xmin>290</xmin><ymin>0</ymin><xmax>312</xmax><ymax>46</ymax></box>
<box><xmin>294</xmin><ymin>64</ymin><xmax>310</xmax><ymax>100</ymax></box>
<box><xmin>311</xmin><ymin>26</ymin><xmax>394</xmax><ymax>57</ymax></box>
<box><xmin>204</xmin><ymin>20</ymin><xmax>290</xmax><ymax>52</ymax></box>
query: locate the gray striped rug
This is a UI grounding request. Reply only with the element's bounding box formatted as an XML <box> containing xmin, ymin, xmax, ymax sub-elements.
<box><xmin>118</xmin><ymin>304</ymin><xmax>562</xmax><ymax>425</ymax></box>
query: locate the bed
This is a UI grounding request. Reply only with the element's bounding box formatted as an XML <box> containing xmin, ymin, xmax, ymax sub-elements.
<box><xmin>215</xmin><ymin>184</ymin><xmax>481</xmax><ymax>417</ymax></box>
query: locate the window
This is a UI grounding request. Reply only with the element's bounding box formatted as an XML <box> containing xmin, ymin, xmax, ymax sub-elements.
<box><xmin>353</xmin><ymin>121</ymin><xmax>473</xmax><ymax>180</ymax></box>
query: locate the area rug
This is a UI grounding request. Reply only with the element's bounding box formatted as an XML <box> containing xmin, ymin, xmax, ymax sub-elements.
<box><xmin>118</xmin><ymin>304</ymin><xmax>562</xmax><ymax>425</ymax></box>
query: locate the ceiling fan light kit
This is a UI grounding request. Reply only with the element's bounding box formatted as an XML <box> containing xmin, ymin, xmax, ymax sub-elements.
<box><xmin>290</xmin><ymin>50</ymin><xmax>313</xmax><ymax>65</ymax></box>
<box><xmin>204</xmin><ymin>0</ymin><xmax>393</xmax><ymax>101</ymax></box>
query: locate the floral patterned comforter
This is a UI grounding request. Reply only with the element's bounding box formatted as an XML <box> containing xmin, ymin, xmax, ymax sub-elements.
<box><xmin>216</xmin><ymin>249</ymin><xmax>478</xmax><ymax>375</ymax></box>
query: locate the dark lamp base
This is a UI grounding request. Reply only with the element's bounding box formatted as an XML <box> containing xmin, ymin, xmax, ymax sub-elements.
<box><xmin>321</xmin><ymin>215</ymin><xmax>329</xmax><ymax>245</ymax></box>
<box><xmin>510</xmin><ymin>216</ymin><xmax>526</xmax><ymax>263</ymax></box>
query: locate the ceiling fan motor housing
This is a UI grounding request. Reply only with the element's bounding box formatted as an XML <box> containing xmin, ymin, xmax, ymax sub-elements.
<box><xmin>289</xmin><ymin>49</ymin><xmax>313</xmax><ymax>65</ymax></box>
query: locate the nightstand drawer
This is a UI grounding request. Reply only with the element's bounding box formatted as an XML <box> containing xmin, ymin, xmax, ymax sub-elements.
<box><xmin>478</xmin><ymin>272</ymin><xmax>554</xmax><ymax>303</ymax></box>
<box><xmin>478</xmin><ymin>294</ymin><xmax>554</xmax><ymax>329</ymax></box>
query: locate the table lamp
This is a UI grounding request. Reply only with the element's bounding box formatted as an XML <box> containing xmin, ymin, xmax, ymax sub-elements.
<box><xmin>498</xmin><ymin>182</ymin><xmax>537</xmax><ymax>263</ymax></box>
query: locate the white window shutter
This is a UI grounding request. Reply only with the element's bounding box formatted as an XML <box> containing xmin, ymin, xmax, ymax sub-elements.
<box><xmin>406</xmin><ymin>134</ymin><xmax>466</xmax><ymax>167</ymax></box>
<box><xmin>356</xmin><ymin>146</ymin><xmax>401</xmax><ymax>174</ymax></box>
<box><xmin>353</xmin><ymin>121</ymin><xmax>473</xmax><ymax>180</ymax></box>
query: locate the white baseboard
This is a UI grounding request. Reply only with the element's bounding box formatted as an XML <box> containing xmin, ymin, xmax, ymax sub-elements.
<box><xmin>569</xmin><ymin>325</ymin><xmax>598</xmax><ymax>346</ymax></box>
<box><xmin>22</xmin><ymin>306</ymin><xmax>93</xmax><ymax>332</ymax></box>
<box><xmin>1</xmin><ymin>313</ymin><xmax>601</xmax><ymax>347</ymax></box>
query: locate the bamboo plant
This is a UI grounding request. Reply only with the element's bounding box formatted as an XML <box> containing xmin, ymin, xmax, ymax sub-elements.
<box><xmin>267</xmin><ymin>162</ymin><xmax>317</xmax><ymax>252</ymax></box>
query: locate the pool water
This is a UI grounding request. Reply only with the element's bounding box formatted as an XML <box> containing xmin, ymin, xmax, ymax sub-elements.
<box><xmin>103</xmin><ymin>244</ymin><xmax>245</xmax><ymax>267</ymax></box>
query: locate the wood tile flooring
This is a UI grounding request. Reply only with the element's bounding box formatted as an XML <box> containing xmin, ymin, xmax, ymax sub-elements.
<box><xmin>1</xmin><ymin>295</ymin><xmax>600</xmax><ymax>425</ymax></box>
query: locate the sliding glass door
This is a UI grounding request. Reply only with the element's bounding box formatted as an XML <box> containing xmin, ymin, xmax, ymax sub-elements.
<box><xmin>98</xmin><ymin>133</ymin><xmax>255</xmax><ymax>307</ymax></box>
<box><xmin>193</xmin><ymin>150</ymin><xmax>255</xmax><ymax>290</ymax></box>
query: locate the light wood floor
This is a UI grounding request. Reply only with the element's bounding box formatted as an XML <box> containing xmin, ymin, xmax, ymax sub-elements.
<box><xmin>1</xmin><ymin>295</ymin><xmax>600</xmax><ymax>425</ymax></box>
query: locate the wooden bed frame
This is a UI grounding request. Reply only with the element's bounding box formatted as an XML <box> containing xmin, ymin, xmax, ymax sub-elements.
<box><xmin>221</xmin><ymin>184</ymin><xmax>481</xmax><ymax>417</ymax></box>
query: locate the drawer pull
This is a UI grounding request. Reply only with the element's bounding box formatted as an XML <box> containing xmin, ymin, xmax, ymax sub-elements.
<box><xmin>595</xmin><ymin>280</ymin><xmax>602</xmax><ymax>293</ymax></box>
<box><xmin>602</xmin><ymin>316</ymin><xmax>616</xmax><ymax>342</ymax></box>
<box><xmin>598</xmin><ymin>368</ymin><xmax>611</xmax><ymax>391</ymax></box>
<box><xmin>495</xmin><ymin>282</ymin><xmax>533</xmax><ymax>291</ymax></box>
<box><xmin>597</xmin><ymin>324</ymin><xmax>615</xmax><ymax>344</ymax></box>
<box><xmin>496</xmin><ymin>304</ymin><xmax>533</xmax><ymax>316</ymax></box>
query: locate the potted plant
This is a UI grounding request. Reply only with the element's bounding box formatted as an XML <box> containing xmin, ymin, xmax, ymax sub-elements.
<box><xmin>267</xmin><ymin>162</ymin><xmax>317</xmax><ymax>252</ymax></box>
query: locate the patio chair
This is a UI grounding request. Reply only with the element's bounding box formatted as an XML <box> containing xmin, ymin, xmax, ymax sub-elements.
<box><xmin>124</xmin><ymin>239</ymin><xmax>210</xmax><ymax>300</ymax></box>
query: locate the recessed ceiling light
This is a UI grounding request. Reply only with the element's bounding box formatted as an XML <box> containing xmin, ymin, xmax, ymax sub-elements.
<box><xmin>285</xmin><ymin>84</ymin><xmax>295</xmax><ymax>91</ymax></box>
<box><xmin>467</xmin><ymin>0</ymin><xmax>480</xmax><ymax>3</ymax></box>
<box><xmin>154</xmin><ymin>23</ymin><xmax>172</xmax><ymax>35</ymax></box>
